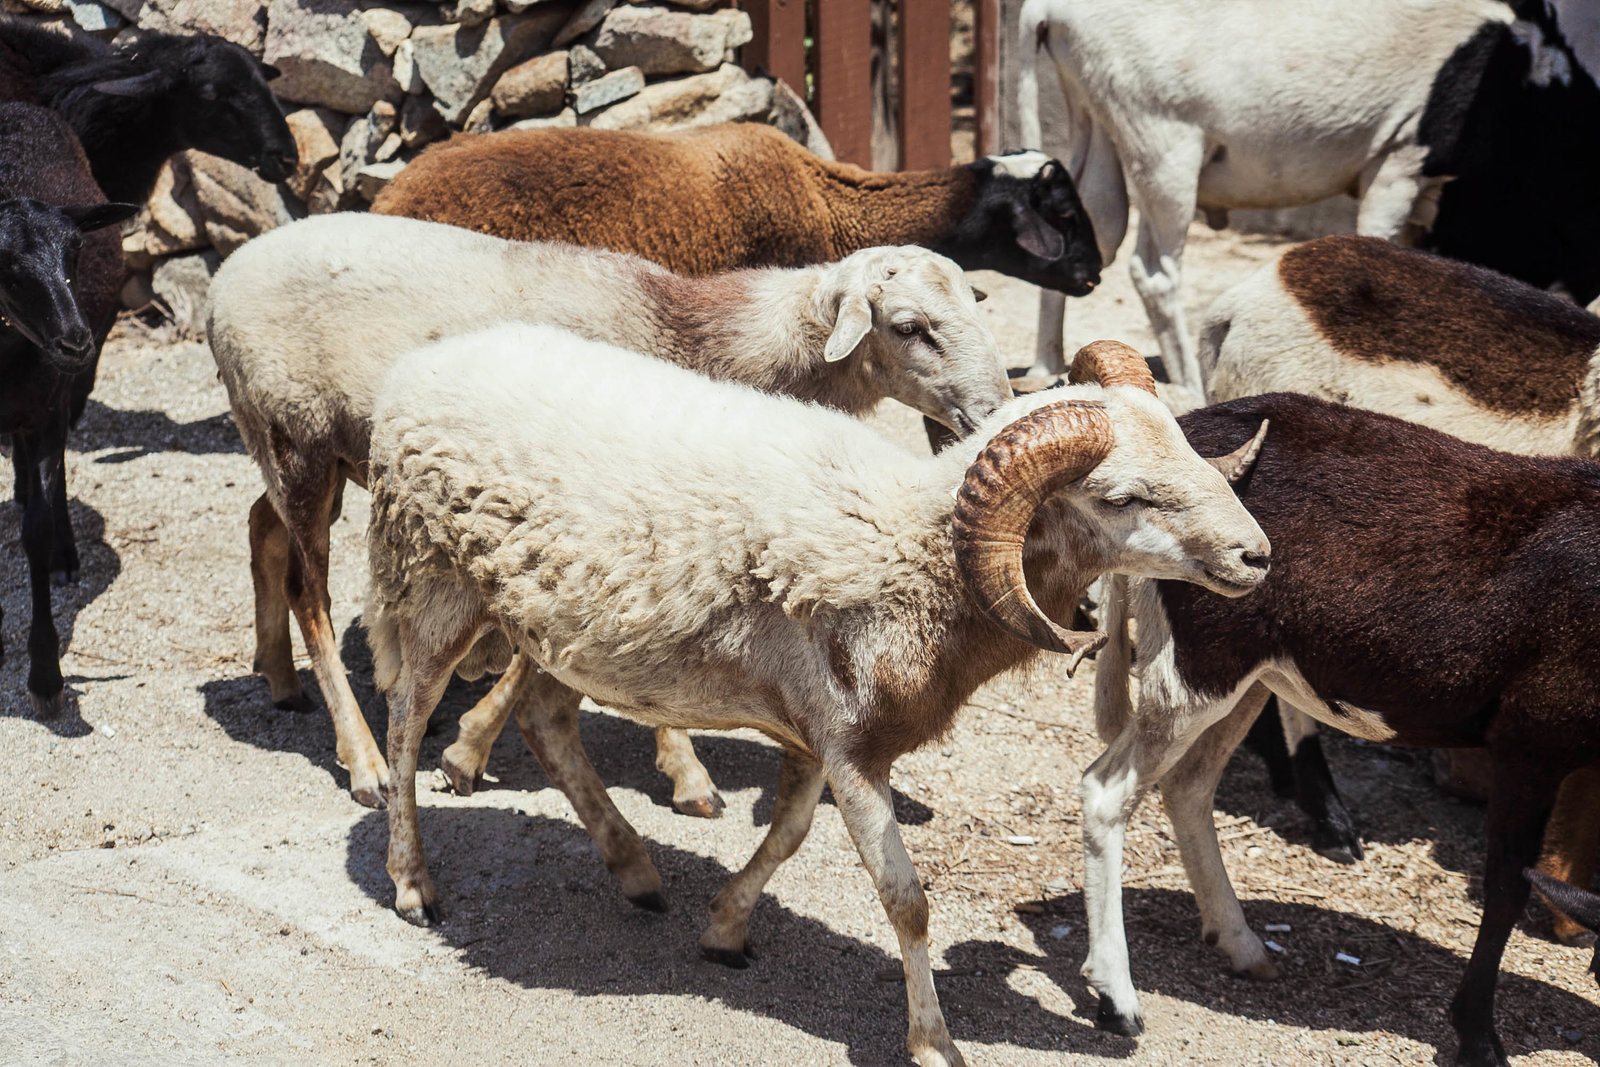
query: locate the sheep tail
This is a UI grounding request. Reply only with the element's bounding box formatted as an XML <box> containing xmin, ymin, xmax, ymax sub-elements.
<box><xmin>1091</xmin><ymin>573</ymin><xmax>1134</xmax><ymax>744</ymax></box>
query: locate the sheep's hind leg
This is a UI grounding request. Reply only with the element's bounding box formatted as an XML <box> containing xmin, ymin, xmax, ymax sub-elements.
<box><xmin>655</xmin><ymin>726</ymin><xmax>725</xmax><ymax>818</ymax></box>
<box><xmin>1161</xmin><ymin>683</ymin><xmax>1278</xmax><ymax>980</ymax></box>
<box><xmin>828</xmin><ymin>759</ymin><xmax>964</xmax><ymax>1067</ymax></box>
<box><xmin>700</xmin><ymin>750</ymin><xmax>825</xmax><ymax>966</ymax></box>
<box><xmin>1126</xmin><ymin>132</ymin><xmax>1204</xmax><ymax>394</ymax></box>
<box><xmin>248</xmin><ymin>493</ymin><xmax>307</xmax><ymax>712</ymax></box>
<box><xmin>383</xmin><ymin>616</ymin><xmax>482</xmax><ymax>926</ymax></box>
<box><xmin>441</xmin><ymin>653</ymin><xmax>530</xmax><ymax>795</ymax></box>
<box><xmin>513</xmin><ymin>670</ymin><xmax>665</xmax><ymax>910</ymax></box>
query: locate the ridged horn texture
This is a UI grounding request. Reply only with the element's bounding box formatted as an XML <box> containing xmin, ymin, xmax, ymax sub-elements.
<box><xmin>1066</xmin><ymin>339</ymin><xmax>1157</xmax><ymax>395</ymax></box>
<box><xmin>1207</xmin><ymin>419</ymin><xmax>1270</xmax><ymax>484</ymax></box>
<box><xmin>953</xmin><ymin>399</ymin><xmax>1114</xmax><ymax>663</ymax></box>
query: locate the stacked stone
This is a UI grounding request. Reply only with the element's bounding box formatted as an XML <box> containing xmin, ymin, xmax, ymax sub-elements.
<box><xmin>0</xmin><ymin>0</ymin><xmax>831</xmax><ymax>317</ymax></box>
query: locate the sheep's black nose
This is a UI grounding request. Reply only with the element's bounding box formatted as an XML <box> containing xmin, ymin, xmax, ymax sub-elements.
<box><xmin>1241</xmin><ymin>550</ymin><xmax>1270</xmax><ymax>570</ymax></box>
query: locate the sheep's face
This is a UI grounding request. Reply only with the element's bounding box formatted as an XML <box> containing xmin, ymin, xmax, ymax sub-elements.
<box><xmin>0</xmin><ymin>199</ymin><xmax>136</xmax><ymax>373</ymax></box>
<box><xmin>1065</xmin><ymin>389</ymin><xmax>1271</xmax><ymax>596</ymax></box>
<box><xmin>817</xmin><ymin>246</ymin><xmax>1010</xmax><ymax>438</ymax></box>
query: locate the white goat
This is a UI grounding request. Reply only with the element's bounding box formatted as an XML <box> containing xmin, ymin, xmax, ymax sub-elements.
<box><xmin>1018</xmin><ymin>0</ymin><xmax>1517</xmax><ymax>393</ymax></box>
<box><xmin>366</xmin><ymin>330</ymin><xmax>1271</xmax><ymax>1067</ymax></box>
<box><xmin>208</xmin><ymin>212</ymin><xmax>1011</xmax><ymax>813</ymax></box>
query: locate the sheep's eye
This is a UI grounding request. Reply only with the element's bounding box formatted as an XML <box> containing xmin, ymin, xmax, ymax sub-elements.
<box><xmin>1104</xmin><ymin>495</ymin><xmax>1141</xmax><ymax>509</ymax></box>
<box><xmin>895</xmin><ymin>322</ymin><xmax>921</xmax><ymax>337</ymax></box>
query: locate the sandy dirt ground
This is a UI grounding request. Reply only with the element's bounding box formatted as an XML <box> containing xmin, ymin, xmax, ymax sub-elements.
<box><xmin>0</xmin><ymin>223</ymin><xmax>1596</xmax><ymax>1067</ymax></box>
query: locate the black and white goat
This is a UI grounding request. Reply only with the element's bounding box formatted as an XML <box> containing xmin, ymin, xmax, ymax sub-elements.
<box><xmin>0</xmin><ymin>101</ymin><xmax>135</xmax><ymax>714</ymax></box>
<box><xmin>0</xmin><ymin>17</ymin><xmax>295</xmax><ymax>203</ymax></box>
<box><xmin>1018</xmin><ymin>0</ymin><xmax>1600</xmax><ymax>393</ymax></box>
<box><xmin>1084</xmin><ymin>392</ymin><xmax>1600</xmax><ymax>1067</ymax></box>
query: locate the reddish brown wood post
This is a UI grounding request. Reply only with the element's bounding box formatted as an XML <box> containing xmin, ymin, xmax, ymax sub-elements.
<box><xmin>740</xmin><ymin>0</ymin><xmax>807</xmax><ymax>99</ymax></box>
<box><xmin>974</xmin><ymin>0</ymin><xmax>1002</xmax><ymax>156</ymax></box>
<box><xmin>813</xmin><ymin>0</ymin><xmax>873</xmax><ymax>166</ymax></box>
<box><xmin>897</xmin><ymin>0</ymin><xmax>951</xmax><ymax>170</ymax></box>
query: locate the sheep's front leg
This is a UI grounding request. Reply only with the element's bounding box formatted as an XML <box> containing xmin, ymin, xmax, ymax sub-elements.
<box><xmin>701</xmin><ymin>751</ymin><xmax>825</xmax><ymax>965</ymax></box>
<box><xmin>248</xmin><ymin>493</ymin><xmax>307</xmax><ymax>712</ymax></box>
<box><xmin>1079</xmin><ymin>729</ymin><xmax>1153</xmax><ymax>1036</ymax></box>
<box><xmin>383</xmin><ymin>619</ymin><xmax>480</xmax><ymax>926</ymax></box>
<box><xmin>14</xmin><ymin>433</ymin><xmax>64</xmax><ymax>717</ymax></box>
<box><xmin>441</xmin><ymin>653</ymin><xmax>531</xmax><ymax>795</ymax></box>
<box><xmin>829</xmin><ymin>762</ymin><xmax>963</xmax><ymax>1067</ymax></box>
<box><xmin>655</xmin><ymin>727</ymin><xmax>725</xmax><ymax>818</ymax></box>
<box><xmin>1160</xmin><ymin>684</ymin><xmax>1277</xmax><ymax>981</ymax></box>
<box><xmin>1126</xmin><ymin>133</ymin><xmax>1204</xmax><ymax>395</ymax></box>
<box><xmin>512</xmin><ymin>670</ymin><xmax>665</xmax><ymax>910</ymax></box>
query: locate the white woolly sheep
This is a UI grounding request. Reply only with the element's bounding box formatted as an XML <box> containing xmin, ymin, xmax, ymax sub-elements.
<box><xmin>208</xmin><ymin>211</ymin><xmax>1011</xmax><ymax>812</ymax></box>
<box><xmin>365</xmin><ymin>329</ymin><xmax>1269</xmax><ymax>1067</ymax></box>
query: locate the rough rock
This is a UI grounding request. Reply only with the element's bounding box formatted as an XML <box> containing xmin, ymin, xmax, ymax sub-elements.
<box><xmin>509</xmin><ymin>107</ymin><xmax>575</xmax><ymax>130</ymax></box>
<box><xmin>150</xmin><ymin>249</ymin><xmax>221</xmax><ymax>337</ymax></box>
<box><xmin>283</xmin><ymin>107</ymin><xmax>347</xmax><ymax>201</ymax></box>
<box><xmin>354</xmin><ymin>159</ymin><xmax>406</xmax><ymax>201</ymax></box>
<box><xmin>410</xmin><ymin>9</ymin><xmax>568</xmax><ymax>124</ymax></box>
<box><xmin>125</xmin><ymin>163</ymin><xmax>206</xmax><ymax>265</ymax></box>
<box><xmin>305</xmin><ymin>166</ymin><xmax>345</xmax><ymax>215</ymax></box>
<box><xmin>588</xmin><ymin>62</ymin><xmax>767</xmax><ymax>131</ymax></box>
<box><xmin>399</xmin><ymin>94</ymin><xmax>447</xmax><ymax>148</ymax></box>
<box><xmin>567</xmin><ymin>42</ymin><xmax>605</xmax><ymax>83</ymax></box>
<box><xmin>65</xmin><ymin>0</ymin><xmax>121</xmax><ymax>31</ymax></box>
<box><xmin>570</xmin><ymin>64</ymin><xmax>641</xmax><ymax>114</ymax></box>
<box><xmin>445</xmin><ymin>0</ymin><xmax>493</xmax><ymax>26</ymax></box>
<box><xmin>490</xmin><ymin>51</ymin><xmax>567</xmax><ymax>119</ymax></box>
<box><xmin>118</xmin><ymin>269</ymin><xmax>153</xmax><ymax>311</ymax></box>
<box><xmin>184</xmin><ymin>151</ymin><xmax>298</xmax><ymax>257</ymax></box>
<box><xmin>768</xmin><ymin>77</ymin><xmax>833</xmax><ymax>161</ymax></box>
<box><xmin>129</xmin><ymin>0</ymin><xmax>264</xmax><ymax>51</ymax></box>
<box><xmin>504</xmin><ymin>0</ymin><xmax>561</xmax><ymax>11</ymax></box>
<box><xmin>357</xmin><ymin>7</ymin><xmax>410</xmax><ymax>55</ymax></box>
<box><xmin>626</xmin><ymin>0</ymin><xmax>721</xmax><ymax>10</ymax></box>
<box><xmin>264</xmin><ymin>0</ymin><xmax>399</xmax><ymax>114</ymax></box>
<box><xmin>552</xmin><ymin>0</ymin><xmax>614</xmax><ymax>46</ymax></box>
<box><xmin>391</xmin><ymin>38</ymin><xmax>424</xmax><ymax>94</ymax></box>
<box><xmin>591</xmin><ymin>5</ymin><xmax>750</xmax><ymax>76</ymax></box>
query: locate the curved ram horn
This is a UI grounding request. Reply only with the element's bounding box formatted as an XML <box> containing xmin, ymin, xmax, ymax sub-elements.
<box><xmin>1207</xmin><ymin>419</ymin><xmax>1269</xmax><ymax>484</ymax></box>
<box><xmin>952</xmin><ymin>399</ymin><xmax>1113</xmax><ymax>669</ymax></box>
<box><xmin>1066</xmin><ymin>340</ymin><xmax>1157</xmax><ymax>395</ymax></box>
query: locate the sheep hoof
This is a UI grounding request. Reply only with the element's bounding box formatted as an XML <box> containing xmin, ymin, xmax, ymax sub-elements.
<box><xmin>29</xmin><ymin>690</ymin><xmax>63</xmax><ymax>720</ymax></box>
<box><xmin>1094</xmin><ymin>999</ymin><xmax>1143</xmax><ymax>1037</ymax></box>
<box><xmin>351</xmin><ymin>782</ymin><xmax>388</xmax><ymax>810</ymax></box>
<box><xmin>1454</xmin><ymin>1032</ymin><xmax>1508</xmax><ymax>1067</ymax></box>
<box><xmin>674</xmin><ymin>790</ymin><xmax>726</xmax><ymax>819</ymax></box>
<box><xmin>397</xmin><ymin>899</ymin><xmax>440</xmax><ymax>927</ymax></box>
<box><xmin>273</xmin><ymin>693</ymin><xmax>314</xmax><ymax>714</ymax></box>
<box><xmin>50</xmin><ymin>568</ymin><xmax>76</xmax><ymax>587</ymax></box>
<box><xmin>1312</xmin><ymin>826</ymin><xmax>1363</xmax><ymax>864</ymax></box>
<box><xmin>1555</xmin><ymin>926</ymin><xmax>1598</xmax><ymax>949</ymax></box>
<box><xmin>627</xmin><ymin>890</ymin><xmax>669</xmax><ymax>914</ymax></box>
<box><xmin>701</xmin><ymin>944</ymin><xmax>753</xmax><ymax>970</ymax></box>
<box><xmin>441</xmin><ymin>753</ymin><xmax>483</xmax><ymax>797</ymax></box>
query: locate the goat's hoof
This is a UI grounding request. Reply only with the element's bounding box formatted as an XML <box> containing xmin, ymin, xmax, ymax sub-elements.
<box><xmin>1454</xmin><ymin>1033</ymin><xmax>1508</xmax><ymax>1067</ymax></box>
<box><xmin>674</xmin><ymin>789</ymin><xmax>726</xmax><ymax>819</ymax></box>
<box><xmin>627</xmin><ymin>890</ymin><xmax>668</xmax><ymax>914</ymax></box>
<box><xmin>1094</xmin><ymin>999</ymin><xmax>1143</xmax><ymax>1036</ymax></box>
<box><xmin>701</xmin><ymin>944</ymin><xmax>754</xmax><ymax>970</ymax></box>
<box><xmin>396</xmin><ymin>899</ymin><xmax>440</xmax><ymax>927</ymax></box>
<box><xmin>440</xmin><ymin>750</ymin><xmax>484</xmax><ymax>797</ymax></box>
<box><xmin>29</xmin><ymin>690</ymin><xmax>64</xmax><ymax>719</ymax></box>
<box><xmin>49</xmin><ymin>569</ymin><xmax>76</xmax><ymax>588</ymax></box>
<box><xmin>351</xmin><ymin>781</ymin><xmax>388</xmax><ymax>810</ymax></box>
<box><xmin>273</xmin><ymin>693</ymin><xmax>314</xmax><ymax>714</ymax></box>
<box><xmin>1312</xmin><ymin>829</ymin><xmax>1363</xmax><ymax>864</ymax></box>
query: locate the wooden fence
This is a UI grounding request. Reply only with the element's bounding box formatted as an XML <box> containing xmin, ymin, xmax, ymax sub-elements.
<box><xmin>740</xmin><ymin>0</ymin><xmax>1003</xmax><ymax>169</ymax></box>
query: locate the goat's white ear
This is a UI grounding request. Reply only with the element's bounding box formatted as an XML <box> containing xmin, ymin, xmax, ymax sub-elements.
<box><xmin>825</xmin><ymin>294</ymin><xmax>873</xmax><ymax>362</ymax></box>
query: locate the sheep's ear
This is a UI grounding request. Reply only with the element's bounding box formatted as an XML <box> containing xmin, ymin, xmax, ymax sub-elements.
<box><xmin>90</xmin><ymin>70</ymin><xmax>171</xmax><ymax>97</ymax></box>
<box><xmin>825</xmin><ymin>293</ymin><xmax>873</xmax><ymax>362</ymax></box>
<box><xmin>258</xmin><ymin>62</ymin><xmax>282</xmax><ymax>81</ymax></box>
<box><xmin>971</xmin><ymin>286</ymin><xmax>988</xmax><ymax>302</ymax></box>
<box><xmin>1011</xmin><ymin>203</ymin><xmax>1066</xmax><ymax>262</ymax></box>
<box><xmin>62</xmin><ymin>202</ymin><xmax>140</xmax><ymax>233</ymax></box>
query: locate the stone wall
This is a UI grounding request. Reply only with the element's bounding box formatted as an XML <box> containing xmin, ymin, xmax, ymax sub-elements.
<box><xmin>1</xmin><ymin>0</ymin><xmax>831</xmax><ymax>323</ymax></box>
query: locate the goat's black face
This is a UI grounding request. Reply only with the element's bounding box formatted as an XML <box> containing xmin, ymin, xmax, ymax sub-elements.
<box><xmin>123</xmin><ymin>35</ymin><xmax>297</xmax><ymax>184</ymax></box>
<box><xmin>0</xmin><ymin>199</ymin><xmax>135</xmax><ymax>373</ymax></box>
<box><xmin>938</xmin><ymin>153</ymin><xmax>1103</xmax><ymax>296</ymax></box>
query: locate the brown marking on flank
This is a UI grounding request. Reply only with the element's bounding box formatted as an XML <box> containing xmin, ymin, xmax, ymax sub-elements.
<box><xmin>1279</xmin><ymin>236</ymin><xmax>1600</xmax><ymax>417</ymax></box>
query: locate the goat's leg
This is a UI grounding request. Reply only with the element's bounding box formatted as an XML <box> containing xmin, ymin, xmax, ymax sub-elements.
<box><xmin>1126</xmin><ymin>135</ymin><xmax>1205</xmax><ymax>394</ymax></box>
<box><xmin>14</xmin><ymin>433</ymin><xmax>63</xmax><ymax>717</ymax></box>
<box><xmin>248</xmin><ymin>493</ymin><xmax>306</xmax><ymax>711</ymax></box>
<box><xmin>512</xmin><ymin>669</ymin><xmax>665</xmax><ymax>909</ymax></box>
<box><xmin>1032</xmin><ymin>290</ymin><xmax>1069</xmax><ymax>377</ymax></box>
<box><xmin>283</xmin><ymin>471</ymin><xmax>387</xmax><ymax>808</ymax></box>
<box><xmin>1160</xmin><ymin>683</ymin><xmax>1278</xmax><ymax>980</ymax></box>
<box><xmin>828</xmin><ymin>760</ymin><xmax>962</xmax><ymax>1067</ymax></box>
<box><xmin>1354</xmin><ymin>144</ymin><xmax>1436</xmax><ymax>243</ymax></box>
<box><xmin>1280</xmin><ymin>700</ymin><xmax>1362</xmax><ymax>863</ymax></box>
<box><xmin>46</xmin><ymin>454</ymin><xmax>76</xmax><ymax>585</ymax></box>
<box><xmin>383</xmin><ymin>617</ymin><xmax>480</xmax><ymax>926</ymax></box>
<box><xmin>655</xmin><ymin>726</ymin><xmax>724</xmax><ymax>819</ymax></box>
<box><xmin>1536</xmin><ymin>767</ymin><xmax>1600</xmax><ymax>946</ymax></box>
<box><xmin>441</xmin><ymin>652</ymin><xmax>529</xmax><ymax>796</ymax></box>
<box><xmin>1080</xmin><ymin>727</ymin><xmax>1156</xmax><ymax>1036</ymax></box>
<box><xmin>701</xmin><ymin>750</ymin><xmax>825</xmax><ymax>966</ymax></box>
<box><xmin>1450</xmin><ymin>758</ymin><xmax>1560</xmax><ymax>1067</ymax></box>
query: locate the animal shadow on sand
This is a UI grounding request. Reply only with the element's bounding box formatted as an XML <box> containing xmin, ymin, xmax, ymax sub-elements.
<box><xmin>75</xmin><ymin>398</ymin><xmax>245</xmax><ymax>462</ymax></box>
<box><xmin>0</xmin><ymin>497</ymin><xmax>118</xmax><ymax>735</ymax></box>
<box><xmin>941</xmin><ymin>887</ymin><xmax>1599</xmax><ymax>1065</ymax></box>
<box><xmin>344</xmin><ymin>805</ymin><xmax>1086</xmax><ymax>1064</ymax></box>
<box><xmin>200</xmin><ymin>618</ymin><xmax>933</xmax><ymax>826</ymax></box>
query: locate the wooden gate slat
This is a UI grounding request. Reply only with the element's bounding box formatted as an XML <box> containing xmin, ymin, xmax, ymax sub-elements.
<box><xmin>975</xmin><ymin>0</ymin><xmax>1001</xmax><ymax>156</ymax></box>
<box><xmin>897</xmin><ymin>0</ymin><xmax>951</xmax><ymax>170</ymax></box>
<box><xmin>814</xmin><ymin>0</ymin><xmax>873</xmax><ymax>166</ymax></box>
<box><xmin>740</xmin><ymin>0</ymin><xmax>807</xmax><ymax>101</ymax></box>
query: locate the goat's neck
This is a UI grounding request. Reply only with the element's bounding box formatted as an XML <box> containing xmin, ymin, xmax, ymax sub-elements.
<box><xmin>807</xmin><ymin>157</ymin><xmax>978</xmax><ymax>253</ymax></box>
<box><xmin>645</xmin><ymin>267</ymin><xmax>874</xmax><ymax>416</ymax></box>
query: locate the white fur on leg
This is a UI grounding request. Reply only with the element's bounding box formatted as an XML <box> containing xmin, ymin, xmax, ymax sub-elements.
<box><xmin>1079</xmin><ymin>744</ymin><xmax>1145</xmax><ymax>1032</ymax></box>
